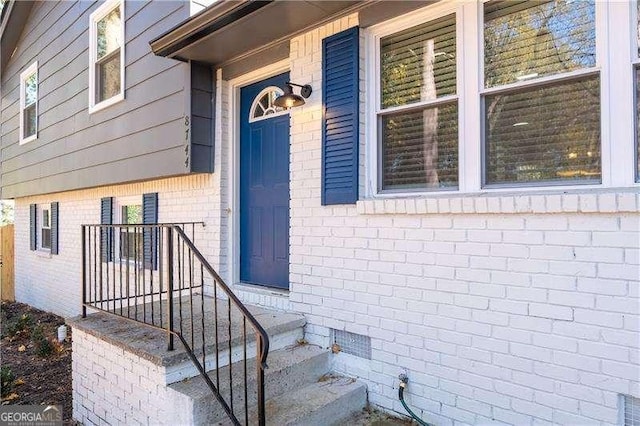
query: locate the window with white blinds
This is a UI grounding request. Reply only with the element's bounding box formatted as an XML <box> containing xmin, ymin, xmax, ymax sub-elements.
<box><xmin>483</xmin><ymin>0</ymin><xmax>600</xmax><ymax>187</ymax></box>
<box><xmin>378</xmin><ymin>14</ymin><xmax>458</xmax><ymax>191</ymax></box>
<box><xmin>368</xmin><ymin>1</ymin><xmax>637</xmax><ymax>196</ymax></box>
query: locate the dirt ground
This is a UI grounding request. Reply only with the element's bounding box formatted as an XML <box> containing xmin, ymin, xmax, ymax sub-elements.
<box><xmin>0</xmin><ymin>301</ymin><xmax>415</xmax><ymax>426</ymax></box>
<box><xmin>347</xmin><ymin>406</ymin><xmax>417</xmax><ymax>425</ymax></box>
<box><xmin>1</xmin><ymin>301</ymin><xmax>73</xmax><ymax>423</ymax></box>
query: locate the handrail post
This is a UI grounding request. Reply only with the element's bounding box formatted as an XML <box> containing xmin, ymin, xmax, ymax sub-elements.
<box><xmin>257</xmin><ymin>335</ymin><xmax>266</xmax><ymax>426</ymax></box>
<box><xmin>167</xmin><ymin>226</ymin><xmax>175</xmax><ymax>351</ymax></box>
<box><xmin>81</xmin><ymin>225</ymin><xmax>87</xmax><ymax>318</ymax></box>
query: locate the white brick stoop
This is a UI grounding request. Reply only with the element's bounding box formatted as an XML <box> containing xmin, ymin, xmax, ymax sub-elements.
<box><xmin>69</xmin><ymin>306</ymin><xmax>367</xmax><ymax>426</ymax></box>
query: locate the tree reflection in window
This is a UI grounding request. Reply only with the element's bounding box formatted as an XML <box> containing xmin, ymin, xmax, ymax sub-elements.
<box><xmin>23</xmin><ymin>71</ymin><xmax>37</xmax><ymax>138</ymax></box>
<box><xmin>484</xmin><ymin>0</ymin><xmax>600</xmax><ymax>186</ymax></box>
<box><xmin>379</xmin><ymin>14</ymin><xmax>459</xmax><ymax>191</ymax></box>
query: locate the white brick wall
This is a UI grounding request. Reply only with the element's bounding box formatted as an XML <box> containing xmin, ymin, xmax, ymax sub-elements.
<box><xmin>14</xmin><ymin>174</ymin><xmax>226</xmax><ymax>318</ymax></box>
<box><xmin>287</xmin><ymin>14</ymin><xmax>640</xmax><ymax>426</ymax></box>
<box><xmin>12</xmin><ymin>10</ymin><xmax>640</xmax><ymax>426</ymax></box>
<box><xmin>72</xmin><ymin>328</ymin><xmax>192</xmax><ymax>425</ymax></box>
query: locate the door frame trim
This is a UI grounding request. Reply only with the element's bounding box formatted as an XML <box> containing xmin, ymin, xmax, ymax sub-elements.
<box><xmin>227</xmin><ymin>59</ymin><xmax>290</xmax><ymax>290</ymax></box>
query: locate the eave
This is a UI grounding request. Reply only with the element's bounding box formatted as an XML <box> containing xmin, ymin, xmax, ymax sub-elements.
<box><xmin>149</xmin><ymin>0</ymin><xmax>366</xmax><ymax>67</ymax></box>
<box><xmin>1</xmin><ymin>0</ymin><xmax>35</xmax><ymax>76</ymax></box>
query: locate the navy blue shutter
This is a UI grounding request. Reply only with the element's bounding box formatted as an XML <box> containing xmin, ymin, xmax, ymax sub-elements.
<box><xmin>142</xmin><ymin>193</ymin><xmax>158</xmax><ymax>270</ymax></box>
<box><xmin>321</xmin><ymin>26</ymin><xmax>360</xmax><ymax>205</ymax></box>
<box><xmin>100</xmin><ymin>197</ymin><xmax>113</xmax><ymax>262</ymax></box>
<box><xmin>29</xmin><ymin>204</ymin><xmax>36</xmax><ymax>251</ymax></box>
<box><xmin>50</xmin><ymin>202</ymin><xmax>59</xmax><ymax>255</ymax></box>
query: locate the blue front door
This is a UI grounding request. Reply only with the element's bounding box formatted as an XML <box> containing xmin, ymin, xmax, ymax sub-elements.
<box><xmin>240</xmin><ymin>73</ymin><xmax>290</xmax><ymax>289</ymax></box>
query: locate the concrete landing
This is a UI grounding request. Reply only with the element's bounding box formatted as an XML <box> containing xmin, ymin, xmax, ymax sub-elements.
<box><xmin>67</xmin><ymin>295</ymin><xmax>305</xmax><ymax>367</ymax></box>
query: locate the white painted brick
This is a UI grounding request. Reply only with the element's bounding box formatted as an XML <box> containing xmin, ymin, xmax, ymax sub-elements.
<box><xmin>531</xmin><ymin>274</ymin><xmax>576</xmax><ymax>290</ymax></box>
<box><xmin>596</xmin><ymin>295</ymin><xmax>638</xmax><ymax>314</ymax></box>
<box><xmin>580</xmin><ymin>371</ymin><xmax>631</xmax><ymax>394</ymax></box>
<box><xmin>535</xmin><ymin>391</ymin><xmax>581</xmax><ymax>414</ymax></box>
<box><xmin>15</xmin><ymin>13</ymin><xmax>640</xmax><ymax>426</ymax></box>
<box><xmin>579</xmin><ymin>341</ymin><xmax>629</xmax><ymax>362</ymax></box>
<box><xmin>531</xmin><ymin>333</ymin><xmax>577</xmax><ymax>352</ymax></box>
<box><xmin>601</xmin><ymin>328</ymin><xmax>640</xmax><ymax>347</ymax></box>
<box><xmin>553</xmin><ymin>351</ymin><xmax>600</xmax><ymax>373</ymax></box>
<box><xmin>547</xmin><ymin>290</ymin><xmax>594</xmax><ymax>308</ymax></box>
<box><xmin>493</xmin><ymin>407</ymin><xmax>533</xmax><ymax>425</ymax></box>
<box><xmin>574</xmin><ymin>308</ymin><xmax>623</xmax><ymax>328</ymax></box>
<box><xmin>579</xmin><ymin>401</ymin><xmax>620</xmax><ymax>423</ymax></box>
<box><xmin>493</xmin><ymin>326</ymin><xmax>532</xmax><ymax>344</ymax></box>
<box><xmin>512</xmin><ymin>399</ymin><xmax>553</xmax><ymax>421</ymax></box>
<box><xmin>494</xmin><ymin>353</ymin><xmax>533</xmax><ymax>372</ymax></box>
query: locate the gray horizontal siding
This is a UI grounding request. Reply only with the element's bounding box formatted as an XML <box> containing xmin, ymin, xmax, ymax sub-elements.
<box><xmin>0</xmin><ymin>0</ymin><xmax>201</xmax><ymax>199</ymax></box>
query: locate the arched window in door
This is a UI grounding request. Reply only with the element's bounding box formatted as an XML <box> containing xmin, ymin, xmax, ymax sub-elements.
<box><xmin>249</xmin><ymin>86</ymin><xmax>287</xmax><ymax>122</ymax></box>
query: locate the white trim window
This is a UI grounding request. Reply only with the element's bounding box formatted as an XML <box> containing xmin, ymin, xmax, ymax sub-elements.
<box><xmin>19</xmin><ymin>61</ymin><xmax>38</xmax><ymax>144</ymax></box>
<box><xmin>367</xmin><ymin>0</ymin><xmax>640</xmax><ymax>196</ymax></box>
<box><xmin>371</xmin><ymin>5</ymin><xmax>459</xmax><ymax>193</ymax></box>
<box><xmin>118</xmin><ymin>202</ymin><xmax>142</xmax><ymax>263</ymax></box>
<box><xmin>89</xmin><ymin>0</ymin><xmax>125</xmax><ymax>113</ymax></box>
<box><xmin>482</xmin><ymin>0</ymin><xmax>599</xmax><ymax>188</ymax></box>
<box><xmin>40</xmin><ymin>205</ymin><xmax>51</xmax><ymax>251</ymax></box>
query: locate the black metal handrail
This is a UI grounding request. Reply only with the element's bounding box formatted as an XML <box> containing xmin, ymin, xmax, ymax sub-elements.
<box><xmin>81</xmin><ymin>223</ymin><xmax>269</xmax><ymax>426</ymax></box>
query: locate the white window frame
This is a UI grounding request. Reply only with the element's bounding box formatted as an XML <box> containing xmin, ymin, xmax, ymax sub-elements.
<box><xmin>19</xmin><ymin>61</ymin><xmax>38</xmax><ymax>145</ymax></box>
<box><xmin>89</xmin><ymin>0</ymin><xmax>125</xmax><ymax>114</ymax></box>
<box><xmin>39</xmin><ymin>204</ymin><xmax>51</xmax><ymax>252</ymax></box>
<box><xmin>116</xmin><ymin>196</ymin><xmax>143</xmax><ymax>265</ymax></box>
<box><xmin>479</xmin><ymin>1</ymin><xmax>602</xmax><ymax>189</ymax></box>
<box><xmin>366</xmin><ymin>1</ymin><xmax>462</xmax><ymax>197</ymax></box>
<box><xmin>365</xmin><ymin>0</ymin><xmax>638</xmax><ymax>199</ymax></box>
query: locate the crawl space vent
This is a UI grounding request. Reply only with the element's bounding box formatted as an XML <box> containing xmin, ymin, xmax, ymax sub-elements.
<box><xmin>331</xmin><ymin>329</ymin><xmax>371</xmax><ymax>359</ymax></box>
<box><xmin>625</xmin><ymin>395</ymin><xmax>640</xmax><ymax>426</ymax></box>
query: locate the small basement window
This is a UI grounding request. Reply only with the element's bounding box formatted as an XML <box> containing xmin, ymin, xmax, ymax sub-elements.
<box><xmin>40</xmin><ymin>206</ymin><xmax>51</xmax><ymax>251</ymax></box>
<box><xmin>89</xmin><ymin>0</ymin><xmax>124</xmax><ymax>113</ymax></box>
<box><xmin>19</xmin><ymin>61</ymin><xmax>38</xmax><ymax>144</ymax></box>
<box><xmin>119</xmin><ymin>203</ymin><xmax>142</xmax><ymax>263</ymax></box>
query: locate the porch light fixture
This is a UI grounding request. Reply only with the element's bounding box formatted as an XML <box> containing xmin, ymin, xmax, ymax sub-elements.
<box><xmin>274</xmin><ymin>82</ymin><xmax>312</xmax><ymax>108</ymax></box>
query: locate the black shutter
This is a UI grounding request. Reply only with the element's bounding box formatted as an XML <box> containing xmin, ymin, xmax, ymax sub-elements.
<box><xmin>50</xmin><ymin>202</ymin><xmax>59</xmax><ymax>255</ymax></box>
<box><xmin>321</xmin><ymin>26</ymin><xmax>360</xmax><ymax>205</ymax></box>
<box><xmin>142</xmin><ymin>192</ymin><xmax>158</xmax><ymax>270</ymax></box>
<box><xmin>29</xmin><ymin>204</ymin><xmax>37</xmax><ymax>251</ymax></box>
<box><xmin>100</xmin><ymin>197</ymin><xmax>113</xmax><ymax>262</ymax></box>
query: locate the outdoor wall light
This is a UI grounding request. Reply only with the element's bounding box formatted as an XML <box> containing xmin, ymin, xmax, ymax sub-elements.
<box><xmin>274</xmin><ymin>82</ymin><xmax>312</xmax><ymax>108</ymax></box>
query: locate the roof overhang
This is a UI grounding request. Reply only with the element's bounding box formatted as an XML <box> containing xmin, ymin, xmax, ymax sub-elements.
<box><xmin>150</xmin><ymin>0</ymin><xmax>370</xmax><ymax>67</ymax></box>
<box><xmin>1</xmin><ymin>0</ymin><xmax>35</xmax><ymax>76</ymax></box>
<box><xmin>151</xmin><ymin>0</ymin><xmax>434</xmax><ymax>69</ymax></box>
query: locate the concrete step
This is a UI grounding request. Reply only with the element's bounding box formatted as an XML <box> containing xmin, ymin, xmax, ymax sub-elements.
<box><xmin>69</xmin><ymin>298</ymin><xmax>307</xmax><ymax>384</ymax></box>
<box><xmin>170</xmin><ymin>344</ymin><xmax>331</xmax><ymax>425</ymax></box>
<box><xmin>165</xmin><ymin>313</ymin><xmax>305</xmax><ymax>384</ymax></box>
<box><xmin>218</xmin><ymin>375</ymin><xmax>367</xmax><ymax>426</ymax></box>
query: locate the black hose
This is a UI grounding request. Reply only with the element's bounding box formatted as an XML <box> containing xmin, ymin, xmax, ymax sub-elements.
<box><xmin>398</xmin><ymin>376</ymin><xmax>431</xmax><ymax>426</ymax></box>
